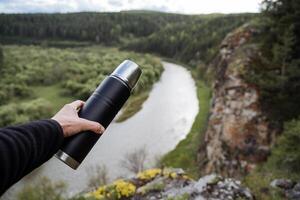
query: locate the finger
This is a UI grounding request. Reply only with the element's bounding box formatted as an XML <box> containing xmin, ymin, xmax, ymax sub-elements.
<box><xmin>77</xmin><ymin>118</ymin><xmax>105</xmax><ymax>135</ymax></box>
<box><xmin>68</xmin><ymin>100</ymin><xmax>85</xmax><ymax>110</ymax></box>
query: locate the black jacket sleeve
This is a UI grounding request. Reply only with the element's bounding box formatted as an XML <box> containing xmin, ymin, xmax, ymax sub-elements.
<box><xmin>0</xmin><ymin>119</ymin><xmax>64</xmax><ymax>195</ymax></box>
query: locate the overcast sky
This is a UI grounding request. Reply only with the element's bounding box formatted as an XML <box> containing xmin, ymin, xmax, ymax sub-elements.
<box><xmin>0</xmin><ymin>0</ymin><xmax>263</xmax><ymax>14</ymax></box>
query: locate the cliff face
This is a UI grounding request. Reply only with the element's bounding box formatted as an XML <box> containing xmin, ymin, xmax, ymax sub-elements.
<box><xmin>201</xmin><ymin>24</ymin><xmax>277</xmax><ymax>177</ymax></box>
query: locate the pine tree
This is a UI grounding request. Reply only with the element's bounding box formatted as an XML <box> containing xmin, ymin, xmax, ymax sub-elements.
<box><xmin>259</xmin><ymin>0</ymin><xmax>300</xmax><ymax>121</ymax></box>
<box><xmin>0</xmin><ymin>45</ymin><xmax>3</xmax><ymax>71</ymax></box>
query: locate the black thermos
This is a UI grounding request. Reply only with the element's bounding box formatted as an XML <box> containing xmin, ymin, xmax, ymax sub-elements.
<box><xmin>55</xmin><ymin>60</ymin><xmax>142</xmax><ymax>169</ymax></box>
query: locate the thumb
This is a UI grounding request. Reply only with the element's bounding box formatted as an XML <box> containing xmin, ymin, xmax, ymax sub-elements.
<box><xmin>77</xmin><ymin>118</ymin><xmax>105</xmax><ymax>135</ymax></box>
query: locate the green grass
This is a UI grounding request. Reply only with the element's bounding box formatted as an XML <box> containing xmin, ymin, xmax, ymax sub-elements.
<box><xmin>243</xmin><ymin>119</ymin><xmax>300</xmax><ymax>199</ymax></box>
<box><xmin>161</xmin><ymin>78</ymin><xmax>211</xmax><ymax>178</ymax></box>
<box><xmin>243</xmin><ymin>163</ymin><xmax>300</xmax><ymax>199</ymax></box>
<box><xmin>243</xmin><ymin>169</ymin><xmax>287</xmax><ymax>200</ymax></box>
<box><xmin>32</xmin><ymin>84</ymin><xmax>74</xmax><ymax>113</ymax></box>
<box><xmin>116</xmin><ymin>91</ymin><xmax>149</xmax><ymax>122</ymax></box>
<box><xmin>33</xmin><ymin>84</ymin><xmax>153</xmax><ymax>122</ymax></box>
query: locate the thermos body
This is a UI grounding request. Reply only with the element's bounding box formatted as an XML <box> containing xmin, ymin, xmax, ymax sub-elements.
<box><xmin>59</xmin><ymin>77</ymin><xmax>130</xmax><ymax>164</ymax></box>
<box><xmin>55</xmin><ymin>60</ymin><xmax>142</xmax><ymax>169</ymax></box>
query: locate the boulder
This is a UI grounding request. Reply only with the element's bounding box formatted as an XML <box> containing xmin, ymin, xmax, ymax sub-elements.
<box><xmin>270</xmin><ymin>179</ymin><xmax>300</xmax><ymax>200</ymax></box>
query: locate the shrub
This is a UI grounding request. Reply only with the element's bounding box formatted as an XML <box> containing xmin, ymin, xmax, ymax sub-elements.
<box><xmin>87</xmin><ymin>164</ymin><xmax>109</xmax><ymax>190</ymax></box>
<box><xmin>0</xmin><ymin>45</ymin><xmax>3</xmax><ymax>70</ymax></box>
<box><xmin>0</xmin><ymin>98</ymin><xmax>53</xmax><ymax>127</ymax></box>
<box><xmin>271</xmin><ymin>119</ymin><xmax>300</xmax><ymax>172</ymax></box>
<box><xmin>1</xmin><ymin>45</ymin><xmax>163</xmax><ymax>104</ymax></box>
<box><xmin>17</xmin><ymin>177</ymin><xmax>67</xmax><ymax>200</ymax></box>
<box><xmin>119</xmin><ymin>147</ymin><xmax>148</xmax><ymax>174</ymax></box>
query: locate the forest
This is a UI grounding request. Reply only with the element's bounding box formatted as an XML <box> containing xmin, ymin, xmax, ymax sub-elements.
<box><xmin>0</xmin><ymin>12</ymin><xmax>191</xmax><ymax>44</ymax></box>
<box><xmin>124</xmin><ymin>14</ymin><xmax>255</xmax><ymax>65</ymax></box>
<box><xmin>0</xmin><ymin>12</ymin><xmax>254</xmax><ymax>66</ymax></box>
<box><xmin>0</xmin><ymin>11</ymin><xmax>254</xmax><ymax>127</ymax></box>
<box><xmin>243</xmin><ymin>1</ymin><xmax>300</xmax><ymax>198</ymax></box>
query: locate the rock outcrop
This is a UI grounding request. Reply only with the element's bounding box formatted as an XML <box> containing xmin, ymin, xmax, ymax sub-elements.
<box><xmin>201</xmin><ymin>24</ymin><xmax>277</xmax><ymax>177</ymax></box>
<box><xmin>79</xmin><ymin>168</ymin><xmax>253</xmax><ymax>200</ymax></box>
<box><xmin>271</xmin><ymin>179</ymin><xmax>300</xmax><ymax>200</ymax></box>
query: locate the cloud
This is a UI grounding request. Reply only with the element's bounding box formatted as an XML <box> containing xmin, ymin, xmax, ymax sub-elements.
<box><xmin>0</xmin><ymin>0</ymin><xmax>73</xmax><ymax>13</ymax></box>
<box><xmin>0</xmin><ymin>0</ymin><xmax>106</xmax><ymax>13</ymax></box>
<box><xmin>0</xmin><ymin>0</ymin><xmax>263</xmax><ymax>14</ymax></box>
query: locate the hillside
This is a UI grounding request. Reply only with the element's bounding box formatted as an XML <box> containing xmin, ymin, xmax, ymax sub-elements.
<box><xmin>0</xmin><ymin>12</ymin><xmax>192</xmax><ymax>45</ymax></box>
<box><xmin>0</xmin><ymin>12</ymin><xmax>254</xmax><ymax>48</ymax></box>
<box><xmin>124</xmin><ymin>14</ymin><xmax>255</xmax><ymax>65</ymax></box>
<box><xmin>0</xmin><ymin>12</ymin><xmax>253</xmax><ymax>127</ymax></box>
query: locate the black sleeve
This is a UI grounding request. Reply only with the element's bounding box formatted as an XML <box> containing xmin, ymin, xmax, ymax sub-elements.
<box><xmin>0</xmin><ymin>119</ymin><xmax>64</xmax><ymax>195</ymax></box>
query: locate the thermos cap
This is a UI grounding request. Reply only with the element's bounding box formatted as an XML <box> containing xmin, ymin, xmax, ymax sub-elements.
<box><xmin>111</xmin><ymin>60</ymin><xmax>142</xmax><ymax>90</ymax></box>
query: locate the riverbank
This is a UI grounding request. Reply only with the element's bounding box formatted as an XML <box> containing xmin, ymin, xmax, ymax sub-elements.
<box><xmin>161</xmin><ymin>59</ymin><xmax>211</xmax><ymax>179</ymax></box>
<box><xmin>119</xmin><ymin>58</ymin><xmax>212</xmax><ymax>178</ymax></box>
<box><xmin>116</xmin><ymin>59</ymin><xmax>164</xmax><ymax>123</ymax></box>
<box><xmin>116</xmin><ymin>91</ymin><xmax>150</xmax><ymax>122</ymax></box>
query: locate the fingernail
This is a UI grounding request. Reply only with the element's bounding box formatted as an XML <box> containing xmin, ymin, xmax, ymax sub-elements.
<box><xmin>98</xmin><ymin>125</ymin><xmax>105</xmax><ymax>134</ymax></box>
<box><xmin>101</xmin><ymin>126</ymin><xmax>105</xmax><ymax>133</ymax></box>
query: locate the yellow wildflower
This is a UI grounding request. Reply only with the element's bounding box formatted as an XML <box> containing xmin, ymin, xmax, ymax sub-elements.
<box><xmin>182</xmin><ymin>175</ymin><xmax>193</xmax><ymax>180</ymax></box>
<box><xmin>95</xmin><ymin>186</ymin><xmax>106</xmax><ymax>195</ymax></box>
<box><xmin>88</xmin><ymin>191</ymin><xmax>104</xmax><ymax>200</ymax></box>
<box><xmin>170</xmin><ymin>172</ymin><xmax>177</xmax><ymax>179</ymax></box>
<box><xmin>86</xmin><ymin>186</ymin><xmax>107</xmax><ymax>200</ymax></box>
<box><xmin>92</xmin><ymin>192</ymin><xmax>104</xmax><ymax>199</ymax></box>
<box><xmin>137</xmin><ymin>168</ymin><xmax>162</xmax><ymax>180</ymax></box>
<box><xmin>114</xmin><ymin>179</ymin><xmax>136</xmax><ymax>198</ymax></box>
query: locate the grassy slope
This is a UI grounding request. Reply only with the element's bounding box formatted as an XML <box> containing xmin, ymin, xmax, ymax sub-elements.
<box><xmin>116</xmin><ymin>91</ymin><xmax>149</xmax><ymax>122</ymax></box>
<box><xmin>31</xmin><ymin>76</ymin><xmax>157</xmax><ymax>123</ymax></box>
<box><xmin>32</xmin><ymin>84</ymin><xmax>74</xmax><ymax>112</ymax></box>
<box><xmin>243</xmin><ymin>158</ymin><xmax>300</xmax><ymax>199</ymax></box>
<box><xmin>32</xmin><ymin>82</ymin><xmax>155</xmax><ymax>123</ymax></box>
<box><xmin>117</xmin><ymin>58</ymin><xmax>211</xmax><ymax>179</ymax></box>
<box><xmin>161</xmin><ymin>62</ymin><xmax>211</xmax><ymax>178</ymax></box>
<box><xmin>243</xmin><ymin>120</ymin><xmax>300</xmax><ymax>199</ymax></box>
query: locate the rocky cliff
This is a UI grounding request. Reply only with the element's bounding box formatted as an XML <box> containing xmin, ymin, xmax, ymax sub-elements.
<box><xmin>200</xmin><ymin>24</ymin><xmax>278</xmax><ymax>177</ymax></box>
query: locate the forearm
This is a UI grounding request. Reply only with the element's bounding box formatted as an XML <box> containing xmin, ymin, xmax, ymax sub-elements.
<box><xmin>0</xmin><ymin>100</ymin><xmax>104</xmax><ymax>196</ymax></box>
<box><xmin>0</xmin><ymin>119</ymin><xmax>64</xmax><ymax>195</ymax></box>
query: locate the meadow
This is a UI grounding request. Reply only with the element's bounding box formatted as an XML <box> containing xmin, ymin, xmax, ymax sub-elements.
<box><xmin>0</xmin><ymin>45</ymin><xmax>163</xmax><ymax>126</ymax></box>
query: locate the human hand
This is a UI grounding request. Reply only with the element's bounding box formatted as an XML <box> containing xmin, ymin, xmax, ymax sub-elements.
<box><xmin>52</xmin><ymin>100</ymin><xmax>105</xmax><ymax>137</ymax></box>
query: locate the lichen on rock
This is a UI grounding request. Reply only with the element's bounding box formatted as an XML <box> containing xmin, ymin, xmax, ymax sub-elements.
<box><xmin>81</xmin><ymin>168</ymin><xmax>253</xmax><ymax>200</ymax></box>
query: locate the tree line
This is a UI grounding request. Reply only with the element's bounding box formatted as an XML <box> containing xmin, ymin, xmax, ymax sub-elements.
<box><xmin>0</xmin><ymin>12</ymin><xmax>191</xmax><ymax>45</ymax></box>
<box><xmin>248</xmin><ymin>0</ymin><xmax>300</xmax><ymax>122</ymax></box>
<box><xmin>124</xmin><ymin>14</ymin><xmax>255</xmax><ymax>65</ymax></box>
<box><xmin>242</xmin><ymin>0</ymin><xmax>300</xmax><ymax>174</ymax></box>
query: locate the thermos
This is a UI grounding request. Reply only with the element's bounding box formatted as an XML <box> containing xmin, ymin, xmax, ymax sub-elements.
<box><xmin>55</xmin><ymin>60</ymin><xmax>142</xmax><ymax>169</ymax></box>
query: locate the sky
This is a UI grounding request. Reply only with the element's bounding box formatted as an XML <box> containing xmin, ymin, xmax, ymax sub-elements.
<box><xmin>0</xmin><ymin>0</ymin><xmax>263</xmax><ymax>14</ymax></box>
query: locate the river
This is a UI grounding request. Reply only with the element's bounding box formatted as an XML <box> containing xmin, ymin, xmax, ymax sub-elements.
<box><xmin>3</xmin><ymin>62</ymin><xmax>199</xmax><ymax>198</ymax></box>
